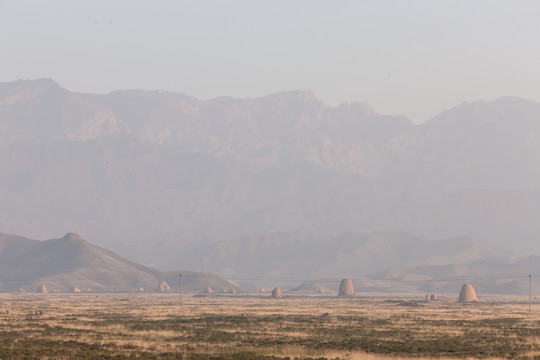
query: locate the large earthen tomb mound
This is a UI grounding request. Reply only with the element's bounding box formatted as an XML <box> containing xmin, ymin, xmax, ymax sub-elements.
<box><xmin>338</xmin><ymin>278</ymin><xmax>354</xmax><ymax>296</ymax></box>
<box><xmin>458</xmin><ymin>283</ymin><xmax>478</xmax><ymax>303</ymax></box>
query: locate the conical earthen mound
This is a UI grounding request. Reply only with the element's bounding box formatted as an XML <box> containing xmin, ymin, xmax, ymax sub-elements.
<box><xmin>36</xmin><ymin>285</ymin><xmax>47</xmax><ymax>293</ymax></box>
<box><xmin>458</xmin><ymin>284</ymin><xmax>478</xmax><ymax>303</ymax></box>
<box><xmin>338</xmin><ymin>278</ymin><xmax>354</xmax><ymax>296</ymax></box>
<box><xmin>157</xmin><ymin>281</ymin><xmax>171</xmax><ymax>292</ymax></box>
<box><xmin>271</xmin><ymin>287</ymin><xmax>282</xmax><ymax>298</ymax></box>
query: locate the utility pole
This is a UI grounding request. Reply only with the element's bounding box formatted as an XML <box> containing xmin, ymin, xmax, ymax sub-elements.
<box><xmin>179</xmin><ymin>273</ymin><xmax>183</xmax><ymax>313</ymax></box>
<box><xmin>529</xmin><ymin>273</ymin><xmax>532</xmax><ymax>315</ymax></box>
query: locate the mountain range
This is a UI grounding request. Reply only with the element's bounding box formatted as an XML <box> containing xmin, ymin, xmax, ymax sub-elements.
<box><xmin>181</xmin><ymin>230</ymin><xmax>534</xmax><ymax>295</ymax></box>
<box><xmin>0</xmin><ymin>230</ymin><xmax>533</xmax><ymax>295</ymax></box>
<box><xmin>177</xmin><ymin>230</ymin><xmax>515</xmax><ymax>281</ymax></box>
<box><xmin>0</xmin><ymin>232</ymin><xmax>238</xmax><ymax>293</ymax></box>
<box><xmin>2</xmin><ymin>78</ymin><xmax>540</xmax><ymax>284</ymax></box>
<box><xmin>362</xmin><ymin>255</ymin><xmax>540</xmax><ymax>295</ymax></box>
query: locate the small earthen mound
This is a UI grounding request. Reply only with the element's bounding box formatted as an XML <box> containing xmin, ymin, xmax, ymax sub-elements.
<box><xmin>271</xmin><ymin>287</ymin><xmax>282</xmax><ymax>298</ymax></box>
<box><xmin>259</xmin><ymin>288</ymin><xmax>266</xmax><ymax>293</ymax></box>
<box><xmin>157</xmin><ymin>281</ymin><xmax>171</xmax><ymax>292</ymax></box>
<box><xmin>338</xmin><ymin>278</ymin><xmax>354</xmax><ymax>296</ymax></box>
<box><xmin>458</xmin><ymin>284</ymin><xmax>478</xmax><ymax>303</ymax></box>
<box><xmin>425</xmin><ymin>294</ymin><xmax>437</xmax><ymax>301</ymax></box>
<box><xmin>203</xmin><ymin>287</ymin><xmax>213</xmax><ymax>294</ymax></box>
<box><xmin>36</xmin><ymin>285</ymin><xmax>47</xmax><ymax>293</ymax></box>
<box><xmin>73</xmin><ymin>287</ymin><xmax>81</xmax><ymax>293</ymax></box>
<box><xmin>228</xmin><ymin>288</ymin><xmax>236</xmax><ymax>294</ymax></box>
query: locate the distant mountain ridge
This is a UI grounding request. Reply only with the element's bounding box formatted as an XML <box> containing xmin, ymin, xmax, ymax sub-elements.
<box><xmin>0</xmin><ymin>232</ymin><xmax>238</xmax><ymax>293</ymax></box>
<box><xmin>2</xmin><ymin>79</ymin><xmax>540</xmax><ymax>268</ymax></box>
<box><xmin>362</xmin><ymin>255</ymin><xmax>540</xmax><ymax>295</ymax></box>
<box><xmin>178</xmin><ymin>231</ymin><xmax>515</xmax><ymax>280</ymax></box>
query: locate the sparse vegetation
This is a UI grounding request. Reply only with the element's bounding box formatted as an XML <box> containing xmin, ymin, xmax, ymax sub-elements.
<box><xmin>0</xmin><ymin>293</ymin><xmax>539</xmax><ymax>359</ymax></box>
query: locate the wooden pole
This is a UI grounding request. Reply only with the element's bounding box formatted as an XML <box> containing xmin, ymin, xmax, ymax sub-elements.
<box><xmin>179</xmin><ymin>273</ymin><xmax>183</xmax><ymax>312</ymax></box>
<box><xmin>529</xmin><ymin>273</ymin><xmax>532</xmax><ymax>314</ymax></box>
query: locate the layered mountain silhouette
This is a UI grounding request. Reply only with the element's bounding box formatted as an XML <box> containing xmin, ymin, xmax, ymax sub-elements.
<box><xmin>176</xmin><ymin>230</ymin><xmax>534</xmax><ymax>295</ymax></box>
<box><xmin>0</xmin><ymin>232</ymin><xmax>238</xmax><ymax>293</ymax></box>
<box><xmin>363</xmin><ymin>255</ymin><xmax>539</xmax><ymax>295</ymax></box>
<box><xmin>176</xmin><ymin>231</ymin><xmax>515</xmax><ymax>280</ymax></box>
<box><xmin>2</xmin><ymin>79</ymin><xmax>540</xmax><ymax>275</ymax></box>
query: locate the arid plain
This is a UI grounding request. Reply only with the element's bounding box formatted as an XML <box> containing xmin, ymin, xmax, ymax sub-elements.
<box><xmin>1</xmin><ymin>292</ymin><xmax>539</xmax><ymax>359</ymax></box>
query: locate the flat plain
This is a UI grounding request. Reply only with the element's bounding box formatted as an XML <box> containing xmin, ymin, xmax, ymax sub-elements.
<box><xmin>0</xmin><ymin>292</ymin><xmax>539</xmax><ymax>359</ymax></box>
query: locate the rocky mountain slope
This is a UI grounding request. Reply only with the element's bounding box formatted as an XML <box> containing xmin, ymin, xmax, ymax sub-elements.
<box><xmin>2</xmin><ymin>79</ymin><xmax>540</xmax><ymax>269</ymax></box>
<box><xmin>0</xmin><ymin>232</ymin><xmax>238</xmax><ymax>293</ymax></box>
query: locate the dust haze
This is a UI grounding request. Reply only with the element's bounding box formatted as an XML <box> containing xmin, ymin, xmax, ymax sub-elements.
<box><xmin>2</xmin><ymin>2</ymin><xmax>540</xmax><ymax>358</ymax></box>
<box><xmin>1</xmin><ymin>79</ymin><xmax>540</xmax><ymax>292</ymax></box>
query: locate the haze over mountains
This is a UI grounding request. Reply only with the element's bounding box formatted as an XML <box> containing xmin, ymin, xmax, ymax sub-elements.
<box><xmin>179</xmin><ymin>231</ymin><xmax>514</xmax><ymax>281</ymax></box>
<box><xmin>0</xmin><ymin>229</ymin><xmax>530</xmax><ymax>295</ymax></box>
<box><xmin>2</xmin><ymin>79</ymin><xmax>540</xmax><ymax>287</ymax></box>
<box><xmin>0</xmin><ymin>232</ymin><xmax>237</xmax><ymax>293</ymax></box>
<box><xmin>182</xmin><ymin>230</ymin><xmax>532</xmax><ymax>294</ymax></box>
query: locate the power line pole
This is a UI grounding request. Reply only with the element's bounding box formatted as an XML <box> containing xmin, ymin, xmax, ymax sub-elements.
<box><xmin>529</xmin><ymin>273</ymin><xmax>532</xmax><ymax>315</ymax></box>
<box><xmin>179</xmin><ymin>273</ymin><xmax>183</xmax><ymax>313</ymax></box>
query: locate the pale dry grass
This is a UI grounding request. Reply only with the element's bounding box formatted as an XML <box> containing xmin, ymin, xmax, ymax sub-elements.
<box><xmin>0</xmin><ymin>292</ymin><xmax>539</xmax><ymax>359</ymax></box>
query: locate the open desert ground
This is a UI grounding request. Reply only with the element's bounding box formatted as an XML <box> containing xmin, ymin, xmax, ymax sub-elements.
<box><xmin>0</xmin><ymin>292</ymin><xmax>539</xmax><ymax>359</ymax></box>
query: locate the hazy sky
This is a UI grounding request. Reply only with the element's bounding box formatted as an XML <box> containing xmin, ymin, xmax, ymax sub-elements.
<box><xmin>1</xmin><ymin>0</ymin><xmax>539</xmax><ymax>123</ymax></box>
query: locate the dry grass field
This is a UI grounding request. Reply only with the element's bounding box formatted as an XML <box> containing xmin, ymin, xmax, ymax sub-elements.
<box><xmin>0</xmin><ymin>292</ymin><xmax>539</xmax><ymax>359</ymax></box>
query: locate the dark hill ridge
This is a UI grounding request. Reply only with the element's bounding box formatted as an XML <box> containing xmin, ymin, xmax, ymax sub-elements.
<box><xmin>0</xmin><ymin>232</ymin><xmax>238</xmax><ymax>293</ymax></box>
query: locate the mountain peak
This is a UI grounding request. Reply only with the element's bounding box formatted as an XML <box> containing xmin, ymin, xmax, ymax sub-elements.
<box><xmin>60</xmin><ymin>232</ymin><xmax>84</xmax><ymax>242</ymax></box>
<box><xmin>0</xmin><ymin>78</ymin><xmax>65</xmax><ymax>105</ymax></box>
<box><xmin>423</xmin><ymin>96</ymin><xmax>540</xmax><ymax>129</ymax></box>
<box><xmin>262</xmin><ymin>89</ymin><xmax>318</xmax><ymax>104</ymax></box>
<box><xmin>8</xmin><ymin>78</ymin><xmax>62</xmax><ymax>91</ymax></box>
